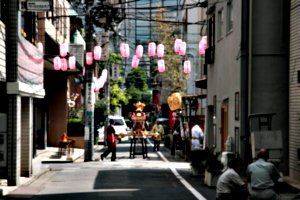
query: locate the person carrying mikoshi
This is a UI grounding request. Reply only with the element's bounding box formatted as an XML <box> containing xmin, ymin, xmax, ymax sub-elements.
<box><xmin>151</xmin><ymin>119</ymin><xmax>165</xmax><ymax>152</ymax></box>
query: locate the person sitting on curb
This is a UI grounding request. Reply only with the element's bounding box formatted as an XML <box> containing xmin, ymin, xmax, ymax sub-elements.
<box><xmin>246</xmin><ymin>149</ymin><xmax>281</xmax><ymax>200</ymax></box>
<box><xmin>216</xmin><ymin>157</ymin><xmax>249</xmax><ymax>200</ymax></box>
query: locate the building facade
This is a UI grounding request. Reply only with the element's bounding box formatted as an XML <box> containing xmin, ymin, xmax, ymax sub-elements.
<box><xmin>289</xmin><ymin>0</ymin><xmax>300</xmax><ymax>180</ymax></box>
<box><xmin>205</xmin><ymin>0</ymin><xmax>289</xmax><ymax>176</ymax></box>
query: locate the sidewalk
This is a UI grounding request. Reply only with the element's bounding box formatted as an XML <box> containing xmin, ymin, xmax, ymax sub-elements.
<box><xmin>0</xmin><ymin>145</ymin><xmax>102</xmax><ymax>198</ymax></box>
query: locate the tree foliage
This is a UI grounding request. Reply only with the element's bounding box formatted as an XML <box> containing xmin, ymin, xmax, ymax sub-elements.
<box><xmin>151</xmin><ymin>5</ymin><xmax>188</xmax><ymax>97</ymax></box>
<box><xmin>96</xmin><ymin>51</ymin><xmax>129</xmax><ymax>115</ymax></box>
<box><xmin>124</xmin><ymin>67</ymin><xmax>152</xmax><ymax>113</ymax></box>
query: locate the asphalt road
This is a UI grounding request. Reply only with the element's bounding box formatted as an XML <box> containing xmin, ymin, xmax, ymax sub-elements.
<box><xmin>4</xmin><ymin>139</ymin><xmax>217</xmax><ymax>200</ymax></box>
<box><xmin>4</xmin><ymin>139</ymin><xmax>298</xmax><ymax>200</ymax></box>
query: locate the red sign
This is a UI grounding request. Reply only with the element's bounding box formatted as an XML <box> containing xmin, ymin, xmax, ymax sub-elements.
<box><xmin>156</xmin><ymin>105</ymin><xmax>161</xmax><ymax>111</ymax></box>
<box><xmin>169</xmin><ymin>111</ymin><xmax>177</xmax><ymax>130</ymax></box>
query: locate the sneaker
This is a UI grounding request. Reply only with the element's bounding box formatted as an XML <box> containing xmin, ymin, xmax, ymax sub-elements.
<box><xmin>100</xmin><ymin>154</ymin><xmax>104</xmax><ymax>161</ymax></box>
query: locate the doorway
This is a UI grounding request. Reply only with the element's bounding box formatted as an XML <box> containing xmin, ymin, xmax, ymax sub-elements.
<box><xmin>221</xmin><ymin>105</ymin><xmax>228</xmax><ymax>152</ymax></box>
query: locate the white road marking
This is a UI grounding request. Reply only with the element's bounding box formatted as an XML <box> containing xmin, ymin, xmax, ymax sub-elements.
<box><xmin>148</xmin><ymin>139</ymin><xmax>207</xmax><ymax>200</ymax></box>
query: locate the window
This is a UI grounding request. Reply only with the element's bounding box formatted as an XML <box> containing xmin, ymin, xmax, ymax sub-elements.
<box><xmin>206</xmin><ymin>14</ymin><xmax>215</xmax><ymax>64</ymax></box>
<box><xmin>226</xmin><ymin>2</ymin><xmax>233</xmax><ymax>33</ymax></box>
<box><xmin>217</xmin><ymin>9</ymin><xmax>224</xmax><ymax>39</ymax></box>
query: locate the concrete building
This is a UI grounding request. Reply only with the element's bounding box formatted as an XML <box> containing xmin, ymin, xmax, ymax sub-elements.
<box><xmin>289</xmin><ymin>0</ymin><xmax>300</xmax><ymax>181</ymax></box>
<box><xmin>0</xmin><ymin>0</ymin><xmax>84</xmax><ymax>186</ymax></box>
<box><xmin>205</xmin><ymin>0</ymin><xmax>289</xmax><ymax>176</ymax></box>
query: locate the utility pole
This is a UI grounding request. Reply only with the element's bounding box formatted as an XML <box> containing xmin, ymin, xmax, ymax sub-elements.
<box><xmin>84</xmin><ymin>0</ymin><xmax>95</xmax><ymax>161</ymax></box>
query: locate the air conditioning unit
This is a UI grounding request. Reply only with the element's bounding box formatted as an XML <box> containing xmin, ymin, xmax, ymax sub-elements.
<box><xmin>69</xmin><ymin>44</ymin><xmax>84</xmax><ymax>67</ymax></box>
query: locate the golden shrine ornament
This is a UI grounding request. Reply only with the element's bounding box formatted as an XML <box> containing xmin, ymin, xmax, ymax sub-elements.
<box><xmin>167</xmin><ymin>93</ymin><xmax>182</xmax><ymax>111</ymax></box>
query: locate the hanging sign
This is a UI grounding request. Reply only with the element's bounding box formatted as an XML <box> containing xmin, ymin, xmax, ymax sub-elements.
<box><xmin>20</xmin><ymin>0</ymin><xmax>52</xmax><ymax>12</ymax></box>
<box><xmin>112</xmin><ymin>63</ymin><xmax>119</xmax><ymax>81</ymax></box>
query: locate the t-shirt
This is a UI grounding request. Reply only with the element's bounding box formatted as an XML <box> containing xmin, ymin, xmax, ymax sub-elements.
<box><xmin>246</xmin><ymin>158</ymin><xmax>280</xmax><ymax>189</ymax></box>
<box><xmin>217</xmin><ymin>168</ymin><xmax>245</xmax><ymax>194</ymax></box>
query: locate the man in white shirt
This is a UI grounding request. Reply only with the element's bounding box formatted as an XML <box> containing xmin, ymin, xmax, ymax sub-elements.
<box><xmin>217</xmin><ymin>157</ymin><xmax>249</xmax><ymax>200</ymax></box>
<box><xmin>191</xmin><ymin>120</ymin><xmax>204</xmax><ymax>150</ymax></box>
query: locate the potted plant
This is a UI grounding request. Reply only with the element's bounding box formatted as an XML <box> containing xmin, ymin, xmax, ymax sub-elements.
<box><xmin>203</xmin><ymin>147</ymin><xmax>224</xmax><ymax>187</ymax></box>
<box><xmin>189</xmin><ymin>148</ymin><xmax>210</xmax><ymax>176</ymax></box>
<box><xmin>189</xmin><ymin>147</ymin><xmax>224</xmax><ymax>184</ymax></box>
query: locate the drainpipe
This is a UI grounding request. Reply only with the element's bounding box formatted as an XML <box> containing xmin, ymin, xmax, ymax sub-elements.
<box><xmin>248</xmin><ymin>0</ymin><xmax>252</xmax><ymax>115</ymax></box>
<box><xmin>241</xmin><ymin>0</ymin><xmax>250</xmax><ymax>168</ymax></box>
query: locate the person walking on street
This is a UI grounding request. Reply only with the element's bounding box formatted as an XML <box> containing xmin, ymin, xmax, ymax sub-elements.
<box><xmin>191</xmin><ymin>120</ymin><xmax>204</xmax><ymax>151</ymax></box>
<box><xmin>246</xmin><ymin>149</ymin><xmax>281</xmax><ymax>200</ymax></box>
<box><xmin>151</xmin><ymin>119</ymin><xmax>165</xmax><ymax>151</ymax></box>
<box><xmin>216</xmin><ymin>157</ymin><xmax>249</xmax><ymax>200</ymax></box>
<box><xmin>171</xmin><ymin>118</ymin><xmax>181</xmax><ymax>155</ymax></box>
<box><xmin>181</xmin><ymin>122</ymin><xmax>190</xmax><ymax>154</ymax></box>
<box><xmin>101</xmin><ymin>119</ymin><xmax>117</xmax><ymax>161</ymax></box>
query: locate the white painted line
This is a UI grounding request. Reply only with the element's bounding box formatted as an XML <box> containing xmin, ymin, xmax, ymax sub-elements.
<box><xmin>147</xmin><ymin>139</ymin><xmax>207</xmax><ymax>200</ymax></box>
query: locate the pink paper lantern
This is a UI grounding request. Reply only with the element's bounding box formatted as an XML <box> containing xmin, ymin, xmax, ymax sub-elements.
<box><xmin>86</xmin><ymin>52</ymin><xmax>93</xmax><ymax>65</ymax></box>
<box><xmin>94</xmin><ymin>76</ymin><xmax>105</xmax><ymax>92</ymax></box>
<box><xmin>199</xmin><ymin>35</ymin><xmax>207</xmax><ymax>55</ymax></box>
<box><xmin>37</xmin><ymin>42</ymin><xmax>43</xmax><ymax>52</ymax></box>
<box><xmin>157</xmin><ymin>44</ymin><xmax>164</xmax><ymax>58</ymax></box>
<box><xmin>53</xmin><ymin>56</ymin><xmax>61</xmax><ymax>70</ymax></box>
<box><xmin>61</xmin><ymin>58</ymin><xmax>68</xmax><ymax>71</ymax></box>
<box><xmin>174</xmin><ymin>39</ymin><xmax>182</xmax><ymax>53</ymax></box>
<box><xmin>136</xmin><ymin>45</ymin><xmax>143</xmax><ymax>59</ymax></box>
<box><xmin>148</xmin><ymin>42</ymin><xmax>156</xmax><ymax>57</ymax></box>
<box><xmin>158</xmin><ymin>59</ymin><xmax>165</xmax><ymax>73</ymax></box>
<box><xmin>59</xmin><ymin>43</ymin><xmax>68</xmax><ymax>57</ymax></box>
<box><xmin>183</xmin><ymin>60</ymin><xmax>191</xmax><ymax>74</ymax></box>
<box><xmin>101</xmin><ymin>69</ymin><xmax>108</xmax><ymax>83</ymax></box>
<box><xmin>179</xmin><ymin>41</ymin><xmax>186</xmax><ymax>56</ymax></box>
<box><xmin>120</xmin><ymin>43</ymin><xmax>130</xmax><ymax>58</ymax></box>
<box><xmin>94</xmin><ymin>45</ymin><xmax>102</xmax><ymax>60</ymax></box>
<box><xmin>68</xmin><ymin>56</ymin><xmax>76</xmax><ymax>70</ymax></box>
<box><xmin>132</xmin><ymin>55</ymin><xmax>140</xmax><ymax>68</ymax></box>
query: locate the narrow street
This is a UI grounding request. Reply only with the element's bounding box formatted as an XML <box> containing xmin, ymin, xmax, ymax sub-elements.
<box><xmin>4</xmin><ymin>139</ymin><xmax>298</xmax><ymax>200</ymax></box>
<box><xmin>4</xmin><ymin>139</ymin><xmax>216</xmax><ymax>200</ymax></box>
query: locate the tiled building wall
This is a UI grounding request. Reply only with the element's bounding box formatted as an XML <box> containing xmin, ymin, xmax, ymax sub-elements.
<box><xmin>7</xmin><ymin>95</ymin><xmax>21</xmax><ymax>186</ymax></box>
<box><xmin>289</xmin><ymin>0</ymin><xmax>300</xmax><ymax>180</ymax></box>
<box><xmin>21</xmin><ymin>97</ymin><xmax>33</xmax><ymax>177</ymax></box>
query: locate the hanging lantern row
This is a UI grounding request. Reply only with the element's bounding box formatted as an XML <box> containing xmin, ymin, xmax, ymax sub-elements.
<box><xmin>174</xmin><ymin>39</ymin><xmax>186</xmax><ymax>56</ymax></box>
<box><xmin>94</xmin><ymin>69</ymin><xmax>108</xmax><ymax>92</ymax></box>
<box><xmin>148</xmin><ymin>42</ymin><xmax>156</xmax><ymax>57</ymax></box>
<box><xmin>157</xmin><ymin>59</ymin><xmax>165</xmax><ymax>73</ymax></box>
<box><xmin>60</xmin><ymin>43</ymin><xmax>68</xmax><ymax>58</ymax></box>
<box><xmin>199</xmin><ymin>35</ymin><xmax>207</xmax><ymax>55</ymax></box>
<box><xmin>120</xmin><ymin>43</ymin><xmax>130</xmax><ymax>58</ymax></box>
<box><xmin>183</xmin><ymin>60</ymin><xmax>191</xmax><ymax>74</ymax></box>
<box><xmin>85</xmin><ymin>45</ymin><xmax>102</xmax><ymax>65</ymax></box>
<box><xmin>118</xmin><ymin>39</ymin><xmax>199</xmax><ymax>74</ymax></box>
<box><xmin>53</xmin><ymin>56</ymin><xmax>76</xmax><ymax>71</ymax></box>
<box><xmin>132</xmin><ymin>55</ymin><xmax>140</xmax><ymax>68</ymax></box>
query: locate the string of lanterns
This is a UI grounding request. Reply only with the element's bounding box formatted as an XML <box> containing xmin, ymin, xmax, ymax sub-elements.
<box><xmin>119</xmin><ymin>37</ymin><xmax>208</xmax><ymax>75</ymax></box>
<box><xmin>50</xmin><ymin>35</ymin><xmax>208</xmax><ymax>92</ymax></box>
<box><xmin>83</xmin><ymin>45</ymin><xmax>107</xmax><ymax>92</ymax></box>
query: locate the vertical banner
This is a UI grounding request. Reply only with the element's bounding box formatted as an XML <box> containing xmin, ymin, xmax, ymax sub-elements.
<box><xmin>169</xmin><ymin>111</ymin><xmax>177</xmax><ymax>130</ymax></box>
<box><xmin>112</xmin><ymin>63</ymin><xmax>119</xmax><ymax>81</ymax></box>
